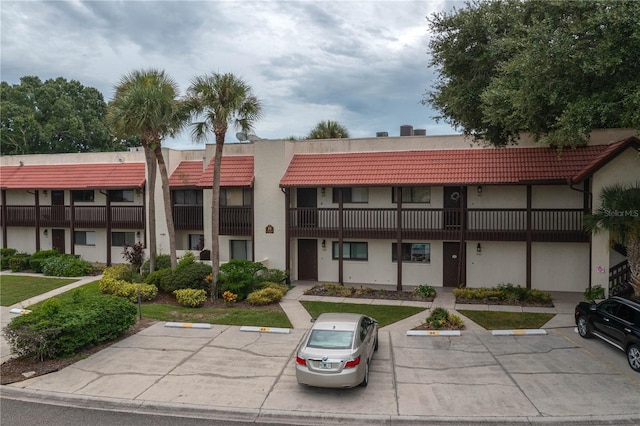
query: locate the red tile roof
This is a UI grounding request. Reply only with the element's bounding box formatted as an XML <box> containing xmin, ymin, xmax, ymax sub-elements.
<box><xmin>169</xmin><ymin>161</ymin><xmax>203</xmax><ymax>188</ymax></box>
<box><xmin>279</xmin><ymin>142</ymin><xmax>632</xmax><ymax>187</ymax></box>
<box><xmin>0</xmin><ymin>162</ymin><xmax>146</xmax><ymax>189</ymax></box>
<box><xmin>196</xmin><ymin>156</ymin><xmax>254</xmax><ymax>188</ymax></box>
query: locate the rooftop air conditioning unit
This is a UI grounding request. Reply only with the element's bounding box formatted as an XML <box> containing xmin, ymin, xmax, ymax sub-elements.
<box><xmin>400</xmin><ymin>125</ymin><xmax>413</xmax><ymax>136</ymax></box>
<box><xmin>376</xmin><ymin>131</ymin><xmax>389</xmax><ymax>137</ymax></box>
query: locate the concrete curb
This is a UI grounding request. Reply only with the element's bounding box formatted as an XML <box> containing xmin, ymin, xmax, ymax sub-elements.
<box><xmin>164</xmin><ymin>322</ymin><xmax>211</xmax><ymax>329</ymax></box>
<box><xmin>491</xmin><ymin>329</ymin><xmax>547</xmax><ymax>336</ymax></box>
<box><xmin>240</xmin><ymin>326</ymin><xmax>291</xmax><ymax>334</ymax></box>
<box><xmin>406</xmin><ymin>330</ymin><xmax>461</xmax><ymax>336</ymax></box>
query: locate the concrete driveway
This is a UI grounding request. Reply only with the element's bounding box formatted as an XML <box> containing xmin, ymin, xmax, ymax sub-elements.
<box><xmin>3</xmin><ymin>322</ymin><xmax>639</xmax><ymax>425</ymax></box>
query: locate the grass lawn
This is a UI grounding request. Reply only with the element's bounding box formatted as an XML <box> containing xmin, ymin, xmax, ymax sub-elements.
<box><xmin>0</xmin><ymin>275</ymin><xmax>77</xmax><ymax>306</ymax></box>
<box><xmin>300</xmin><ymin>301</ymin><xmax>425</xmax><ymax>327</ymax></box>
<box><xmin>457</xmin><ymin>310</ymin><xmax>555</xmax><ymax>330</ymax></box>
<box><xmin>27</xmin><ymin>279</ymin><xmax>292</xmax><ymax>328</ymax></box>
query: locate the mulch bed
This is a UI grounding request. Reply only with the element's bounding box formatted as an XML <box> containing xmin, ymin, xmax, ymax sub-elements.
<box><xmin>455</xmin><ymin>297</ymin><xmax>554</xmax><ymax>307</ymax></box>
<box><xmin>303</xmin><ymin>285</ymin><xmax>434</xmax><ymax>302</ymax></box>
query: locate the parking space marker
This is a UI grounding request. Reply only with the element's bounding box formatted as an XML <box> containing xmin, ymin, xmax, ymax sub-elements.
<box><xmin>9</xmin><ymin>308</ymin><xmax>32</xmax><ymax>315</ymax></box>
<box><xmin>240</xmin><ymin>326</ymin><xmax>291</xmax><ymax>334</ymax></box>
<box><xmin>407</xmin><ymin>330</ymin><xmax>461</xmax><ymax>336</ymax></box>
<box><xmin>165</xmin><ymin>322</ymin><xmax>211</xmax><ymax>329</ymax></box>
<box><xmin>491</xmin><ymin>329</ymin><xmax>547</xmax><ymax>336</ymax></box>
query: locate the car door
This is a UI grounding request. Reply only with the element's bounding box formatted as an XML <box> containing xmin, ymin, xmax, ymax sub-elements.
<box><xmin>359</xmin><ymin>317</ymin><xmax>374</xmax><ymax>361</ymax></box>
<box><xmin>593</xmin><ymin>300</ymin><xmax>624</xmax><ymax>346</ymax></box>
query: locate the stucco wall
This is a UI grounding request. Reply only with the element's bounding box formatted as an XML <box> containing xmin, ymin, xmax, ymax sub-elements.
<box><xmin>532</xmin><ymin>242</ymin><xmax>590</xmax><ymax>292</ymax></box>
<box><xmin>466</xmin><ymin>241</ymin><xmax>527</xmax><ymax>288</ymax></box>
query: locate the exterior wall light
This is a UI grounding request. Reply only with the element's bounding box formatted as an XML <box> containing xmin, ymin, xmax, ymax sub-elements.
<box><xmin>43</xmin><ymin>229</ymin><xmax>48</xmax><ymax>237</ymax></box>
<box><xmin>322</xmin><ymin>239</ymin><xmax>326</xmax><ymax>249</ymax></box>
<box><xmin>477</xmin><ymin>186</ymin><xmax>483</xmax><ymax>194</ymax></box>
<box><xmin>321</xmin><ymin>187</ymin><xmax>326</xmax><ymax>196</ymax></box>
<box><xmin>476</xmin><ymin>243</ymin><xmax>482</xmax><ymax>254</ymax></box>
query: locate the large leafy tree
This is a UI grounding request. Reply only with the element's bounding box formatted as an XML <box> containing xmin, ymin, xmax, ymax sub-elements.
<box><xmin>584</xmin><ymin>183</ymin><xmax>640</xmax><ymax>297</ymax></box>
<box><xmin>1</xmin><ymin>76</ymin><xmax>134</xmax><ymax>154</ymax></box>
<box><xmin>307</xmin><ymin>120</ymin><xmax>350</xmax><ymax>139</ymax></box>
<box><xmin>107</xmin><ymin>69</ymin><xmax>188</xmax><ymax>271</ymax></box>
<box><xmin>186</xmin><ymin>73</ymin><xmax>262</xmax><ymax>297</ymax></box>
<box><xmin>425</xmin><ymin>0</ymin><xmax>640</xmax><ymax>148</ymax></box>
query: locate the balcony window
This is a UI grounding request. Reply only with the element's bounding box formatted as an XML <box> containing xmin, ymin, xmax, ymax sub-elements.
<box><xmin>72</xmin><ymin>190</ymin><xmax>94</xmax><ymax>202</ymax></box>
<box><xmin>230</xmin><ymin>240</ymin><xmax>253</xmax><ymax>260</ymax></box>
<box><xmin>392</xmin><ymin>243</ymin><xmax>431</xmax><ymax>263</ymax></box>
<box><xmin>109</xmin><ymin>190</ymin><xmax>134</xmax><ymax>202</ymax></box>
<box><xmin>221</xmin><ymin>188</ymin><xmax>252</xmax><ymax>206</ymax></box>
<box><xmin>392</xmin><ymin>187</ymin><xmax>431</xmax><ymax>203</ymax></box>
<box><xmin>112</xmin><ymin>231</ymin><xmax>135</xmax><ymax>247</ymax></box>
<box><xmin>190</xmin><ymin>234</ymin><xmax>205</xmax><ymax>250</ymax></box>
<box><xmin>332</xmin><ymin>187</ymin><xmax>368</xmax><ymax>203</ymax></box>
<box><xmin>173</xmin><ymin>189</ymin><xmax>203</xmax><ymax>205</ymax></box>
<box><xmin>332</xmin><ymin>242</ymin><xmax>368</xmax><ymax>260</ymax></box>
<box><xmin>74</xmin><ymin>231</ymin><xmax>96</xmax><ymax>246</ymax></box>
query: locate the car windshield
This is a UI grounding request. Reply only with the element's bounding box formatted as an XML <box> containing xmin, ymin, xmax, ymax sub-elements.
<box><xmin>307</xmin><ymin>330</ymin><xmax>354</xmax><ymax>349</ymax></box>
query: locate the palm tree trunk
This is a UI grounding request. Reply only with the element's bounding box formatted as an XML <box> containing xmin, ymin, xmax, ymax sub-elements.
<box><xmin>144</xmin><ymin>148</ymin><xmax>157</xmax><ymax>274</ymax></box>
<box><xmin>211</xmin><ymin>140</ymin><xmax>223</xmax><ymax>298</ymax></box>
<box><xmin>627</xmin><ymin>234</ymin><xmax>640</xmax><ymax>296</ymax></box>
<box><xmin>154</xmin><ymin>144</ymin><xmax>178</xmax><ymax>269</ymax></box>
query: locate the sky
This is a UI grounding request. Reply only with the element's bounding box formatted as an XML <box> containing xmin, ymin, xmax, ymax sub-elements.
<box><xmin>1</xmin><ymin>0</ymin><xmax>462</xmax><ymax>149</ymax></box>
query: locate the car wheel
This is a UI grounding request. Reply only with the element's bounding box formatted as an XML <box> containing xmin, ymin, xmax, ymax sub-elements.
<box><xmin>360</xmin><ymin>361</ymin><xmax>369</xmax><ymax>387</ymax></box>
<box><xmin>577</xmin><ymin>315</ymin><xmax>592</xmax><ymax>338</ymax></box>
<box><xmin>627</xmin><ymin>344</ymin><xmax>640</xmax><ymax>372</ymax></box>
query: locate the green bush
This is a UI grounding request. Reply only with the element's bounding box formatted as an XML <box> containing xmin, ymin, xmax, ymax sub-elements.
<box><xmin>217</xmin><ymin>259</ymin><xmax>267</xmax><ymax>300</ymax></box>
<box><xmin>453</xmin><ymin>287</ymin><xmax>502</xmax><ymax>300</ymax></box>
<box><xmin>583</xmin><ymin>285</ymin><xmax>605</xmax><ymax>301</ymax></box>
<box><xmin>423</xmin><ymin>307</ymin><xmax>464</xmax><ymax>330</ymax></box>
<box><xmin>247</xmin><ymin>287</ymin><xmax>284</xmax><ymax>305</ymax></box>
<box><xmin>103</xmin><ymin>264</ymin><xmax>139</xmax><ymax>282</ymax></box>
<box><xmin>3</xmin><ymin>295</ymin><xmax>136</xmax><ymax>360</ymax></box>
<box><xmin>99</xmin><ymin>277</ymin><xmax>129</xmax><ymax>295</ymax></box>
<box><xmin>140</xmin><ymin>254</ymin><xmax>172</xmax><ymax>277</ymax></box>
<box><xmin>415</xmin><ymin>284</ymin><xmax>436</xmax><ymax>299</ymax></box>
<box><xmin>29</xmin><ymin>250</ymin><xmax>60</xmax><ymax>273</ymax></box>
<box><xmin>42</xmin><ymin>254</ymin><xmax>93</xmax><ymax>277</ymax></box>
<box><xmin>453</xmin><ymin>285</ymin><xmax>551</xmax><ymax>305</ymax></box>
<box><xmin>144</xmin><ymin>268</ymin><xmax>173</xmax><ymax>288</ymax></box>
<box><xmin>174</xmin><ymin>288</ymin><xmax>207</xmax><ymax>308</ymax></box>
<box><xmin>9</xmin><ymin>253</ymin><xmax>31</xmax><ymax>272</ymax></box>
<box><xmin>159</xmin><ymin>262</ymin><xmax>212</xmax><ymax>294</ymax></box>
<box><xmin>1</xmin><ymin>248</ymin><xmax>18</xmax><ymax>270</ymax></box>
<box><xmin>258</xmin><ymin>268</ymin><xmax>289</xmax><ymax>283</ymax></box>
<box><xmin>113</xmin><ymin>282</ymin><xmax>158</xmax><ymax>303</ymax></box>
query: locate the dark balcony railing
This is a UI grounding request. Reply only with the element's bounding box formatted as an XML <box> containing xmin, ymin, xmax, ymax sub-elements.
<box><xmin>1</xmin><ymin>205</ymin><xmax>144</xmax><ymax>229</ymax></box>
<box><xmin>173</xmin><ymin>205</ymin><xmax>204</xmax><ymax>230</ymax></box>
<box><xmin>219</xmin><ymin>206</ymin><xmax>252</xmax><ymax>236</ymax></box>
<box><xmin>288</xmin><ymin>207</ymin><xmax>588</xmax><ymax>242</ymax></box>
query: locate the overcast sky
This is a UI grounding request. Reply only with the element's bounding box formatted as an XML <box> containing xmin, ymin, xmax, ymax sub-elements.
<box><xmin>1</xmin><ymin>0</ymin><xmax>461</xmax><ymax>149</ymax></box>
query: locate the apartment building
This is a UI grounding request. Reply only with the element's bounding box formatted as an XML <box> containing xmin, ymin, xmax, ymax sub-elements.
<box><xmin>1</xmin><ymin>129</ymin><xmax>637</xmax><ymax>294</ymax></box>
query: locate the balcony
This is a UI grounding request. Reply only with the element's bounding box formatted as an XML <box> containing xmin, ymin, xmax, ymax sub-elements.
<box><xmin>172</xmin><ymin>205</ymin><xmax>252</xmax><ymax>236</ymax></box>
<box><xmin>288</xmin><ymin>207</ymin><xmax>588</xmax><ymax>242</ymax></box>
<box><xmin>1</xmin><ymin>205</ymin><xmax>144</xmax><ymax>229</ymax></box>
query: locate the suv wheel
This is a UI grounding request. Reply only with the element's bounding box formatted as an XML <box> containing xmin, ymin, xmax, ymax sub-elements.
<box><xmin>577</xmin><ymin>315</ymin><xmax>592</xmax><ymax>338</ymax></box>
<box><xmin>627</xmin><ymin>344</ymin><xmax>640</xmax><ymax>372</ymax></box>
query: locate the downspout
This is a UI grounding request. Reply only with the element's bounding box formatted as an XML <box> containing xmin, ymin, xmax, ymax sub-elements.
<box><xmin>569</xmin><ymin>178</ymin><xmax>592</xmax><ymax>291</ymax></box>
<box><xmin>283</xmin><ymin>187</ymin><xmax>291</xmax><ymax>284</ymax></box>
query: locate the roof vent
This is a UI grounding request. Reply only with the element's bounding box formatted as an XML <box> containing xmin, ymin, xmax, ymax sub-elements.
<box><xmin>400</xmin><ymin>125</ymin><xmax>413</xmax><ymax>136</ymax></box>
<box><xmin>413</xmin><ymin>129</ymin><xmax>426</xmax><ymax>136</ymax></box>
<box><xmin>376</xmin><ymin>131</ymin><xmax>388</xmax><ymax>137</ymax></box>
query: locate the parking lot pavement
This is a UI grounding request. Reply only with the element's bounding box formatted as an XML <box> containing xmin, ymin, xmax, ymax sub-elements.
<box><xmin>4</xmin><ymin>323</ymin><xmax>640</xmax><ymax>425</ymax></box>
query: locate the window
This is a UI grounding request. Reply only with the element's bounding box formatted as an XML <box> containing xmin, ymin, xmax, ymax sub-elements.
<box><xmin>109</xmin><ymin>190</ymin><xmax>134</xmax><ymax>202</ymax></box>
<box><xmin>392</xmin><ymin>243</ymin><xmax>431</xmax><ymax>263</ymax></box>
<box><xmin>332</xmin><ymin>187</ymin><xmax>368</xmax><ymax>203</ymax></box>
<box><xmin>307</xmin><ymin>330</ymin><xmax>354</xmax><ymax>349</ymax></box>
<box><xmin>392</xmin><ymin>187</ymin><xmax>431</xmax><ymax>203</ymax></box>
<box><xmin>332</xmin><ymin>242</ymin><xmax>368</xmax><ymax>260</ymax></box>
<box><xmin>112</xmin><ymin>232</ymin><xmax>135</xmax><ymax>247</ymax></box>
<box><xmin>190</xmin><ymin>234</ymin><xmax>205</xmax><ymax>250</ymax></box>
<box><xmin>173</xmin><ymin>189</ymin><xmax>203</xmax><ymax>205</ymax></box>
<box><xmin>72</xmin><ymin>190</ymin><xmax>94</xmax><ymax>202</ymax></box>
<box><xmin>230</xmin><ymin>240</ymin><xmax>253</xmax><ymax>260</ymax></box>
<box><xmin>74</xmin><ymin>231</ymin><xmax>96</xmax><ymax>246</ymax></box>
<box><xmin>220</xmin><ymin>188</ymin><xmax>252</xmax><ymax>206</ymax></box>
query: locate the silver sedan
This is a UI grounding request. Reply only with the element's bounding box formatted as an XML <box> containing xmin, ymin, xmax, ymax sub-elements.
<box><xmin>295</xmin><ymin>313</ymin><xmax>378</xmax><ymax>388</ymax></box>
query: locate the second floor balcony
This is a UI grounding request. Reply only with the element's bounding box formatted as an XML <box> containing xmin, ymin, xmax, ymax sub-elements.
<box><xmin>172</xmin><ymin>205</ymin><xmax>252</xmax><ymax>236</ymax></box>
<box><xmin>1</xmin><ymin>205</ymin><xmax>144</xmax><ymax>229</ymax></box>
<box><xmin>288</xmin><ymin>207</ymin><xmax>589</xmax><ymax>242</ymax></box>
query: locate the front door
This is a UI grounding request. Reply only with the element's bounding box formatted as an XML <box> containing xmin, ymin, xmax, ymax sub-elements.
<box><xmin>50</xmin><ymin>190</ymin><xmax>65</xmax><ymax>226</ymax></box>
<box><xmin>297</xmin><ymin>239</ymin><xmax>318</xmax><ymax>281</ymax></box>
<box><xmin>52</xmin><ymin>229</ymin><xmax>65</xmax><ymax>254</ymax></box>
<box><xmin>443</xmin><ymin>242</ymin><xmax>461</xmax><ymax>287</ymax></box>
<box><xmin>444</xmin><ymin>187</ymin><xmax>463</xmax><ymax>229</ymax></box>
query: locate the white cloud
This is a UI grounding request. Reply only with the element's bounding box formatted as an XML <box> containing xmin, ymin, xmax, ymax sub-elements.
<box><xmin>1</xmin><ymin>0</ymin><xmax>460</xmax><ymax>148</ymax></box>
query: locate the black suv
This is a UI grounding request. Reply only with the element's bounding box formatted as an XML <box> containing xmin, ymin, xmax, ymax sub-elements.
<box><xmin>575</xmin><ymin>296</ymin><xmax>640</xmax><ymax>372</ymax></box>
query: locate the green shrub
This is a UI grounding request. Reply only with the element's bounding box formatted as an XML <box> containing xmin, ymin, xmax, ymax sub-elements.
<box><xmin>258</xmin><ymin>268</ymin><xmax>289</xmax><ymax>283</ymax></box>
<box><xmin>217</xmin><ymin>259</ymin><xmax>267</xmax><ymax>300</ymax></box>
<box><xmin>583</xmin><ymin>285</ymin><xmax>605</xmax><ymax>301</ymax></box>
<box><xmin>42</xmin><ymin>254</ymin><xmax>93</xmax><ymax>277</ymax></box>
<box><xmin>423</xmin><ymin>307</ymin><xmax>464</xmax><ymax>330</ymax></box>
<box><xmin>140</xmin><ymin>254</ymin><xmax>172</xmax><ymax>277</ymax></box>
<box><xmin>28</xmin><ymin>250</ymin><xmax>60</xmax><ymax>272</ymax></box>
<box><xmin>159</xmin><ymin>262</ymin><xmax>211</xmax><ymax>294</ymax></box>
<box><xmin>497</xmin><ymin>283</ymin><xmax>529</xmax><ymax>303</ymax></box>
<box><xmin>3</xmin><ymin>295</ymin><xmax>136</xmax><ymax>360</ymax></box>
<box><xmin>1</xmin><ymin>248</ymin><xmax>18</xmax><ymax>270</ymax></box>
<box><xmin>453</xmin><ymin>287</ymin><xmax>502</xmax><ymax>300</ymax></box>
<box><xmin>309</xmin><ymin>283</ymin><xmax>353</xmax><ymax>297</ymax></box>
<box><xmin>174</xmin><ymin>288</ymin><xmax>207</xmax><ymax>308</ymax></box>
<box><xmin>247</xmin><ymin>287</ymin><xmax>284</xmax><ymax>305</ymax></box>
<box><xmin>454</xmin><ymin>285</ymin><xmax>551</xmax><ymax>305</ymax></box>
<box><xmin>103</xmin><ymin>264</ymin><xmax>138</xmax><ymax>282</ymax></box>
<box><xmin>99</xmin><ymin>277</ymin><xmax>129</xmax><ymax>295</ymax></box>
<box><xmin>9</xmin><ymin>253</ymin><xmax>31</xmax><ymax>272</ymax></box>
<box><xmin>113</xmin><ymin>282</ymin><xmax>158</xmax><ymax>303</ymax></box>
<box><xmin>144</xmin><ymin>268</ymin><xmax>173</xmax><ymax>288</ymax></box>
<box><xmin>415</xmin><ymin>284</ymin><xmax>436</xmax><ymax>299</ymax></box>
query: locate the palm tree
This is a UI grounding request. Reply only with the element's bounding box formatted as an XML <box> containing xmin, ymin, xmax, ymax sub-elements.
<box><xmin>307</xmin><ymin>120</ymin><xmax>350</xmax><ymax>139</ymax></box>
<box><xmin>186</xmin><ymin>73</ymin><xmax>262</xmax><ymax>297</ymax></box>
<box><xmin>107</xmin><ymin>69</ymin><xmax>187</xmax><ymax>271</ymax></box>
<box><xmin>584</xmin><ymin>182</ymin><xmax>640</xmax><ymax>297</ymax></box>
